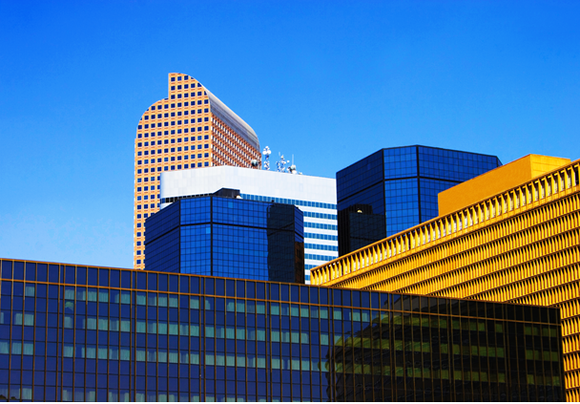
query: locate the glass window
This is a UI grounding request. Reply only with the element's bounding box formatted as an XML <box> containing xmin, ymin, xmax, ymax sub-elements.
<box><xmin>1</xmin><ymin>261</ymin><xmax>12</xmax><ymax>279</ymax></box>
<box><xmin>147</xmin><ymin>273</ymin><xmax>157</xmax><ymax>290</ymax></box>
<box><xmin>13</xmin><ymin>262</ymin><xmax>24</xmax><ymax>280</ymax></box>
<box><xmin>205</xmin><ymin>278</ymin><xmax>214</xmax><ymax>295</ymax></box>
<box><xmin>87</xmin><ymin>268</ymin><xmax>98</xmax><ymax>286</ymax></box>
<box><xmin>25</xmin><ymin>263</ymin><xmax>35</xmax><ymax>281</ymax></box>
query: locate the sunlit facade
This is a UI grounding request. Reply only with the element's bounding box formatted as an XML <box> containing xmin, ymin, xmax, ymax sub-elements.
<box><xmin>0</xmin><ymin>259</ymin><xmax>565</xmax><ymax>401</ymax></box>
<box><xmin>313</xmin><ymin>154</ymin><xmax>580</xmax><ymax>401</ymax></box>
<box><xmin>134</xmin><ymin>73</ymin><xmax>261</xmax><ymax>269</ymax></box>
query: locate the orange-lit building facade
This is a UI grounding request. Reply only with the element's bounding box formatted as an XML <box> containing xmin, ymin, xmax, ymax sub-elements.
<box><xmin>134</xmin><ymin>73</ymin><xmax>261</xmax><ymax>269</ymax></box>
<box><xmin>311</xmin><ymin>155</ymin><xmax>580</xmax><ymax>401</ymax></box>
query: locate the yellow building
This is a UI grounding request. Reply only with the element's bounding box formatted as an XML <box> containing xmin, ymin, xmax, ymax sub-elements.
<box><xmin>134</xmin><ymin>73</ymin><xmax>261</xmax><ymax>269</ymax></box>
<box><xmin>311</xmin><ymin>154</ymin><xmax>580</xmax><ymax>401</ymax></box>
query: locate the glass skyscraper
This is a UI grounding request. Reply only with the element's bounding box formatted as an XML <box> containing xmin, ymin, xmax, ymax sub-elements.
<box><xmin>0</xmin><ymin>259</ymin><xmax>564</xmax><ymax>402</ymax></box>
<box><xmin>336</xmin><ymin>146</ymin><xmax>502</xmax><ymax>255</ymax></box>
<box><xmin>145</xmin><ymin>190</ymin><xmax>305</xmax><ymax>283</ymax></box>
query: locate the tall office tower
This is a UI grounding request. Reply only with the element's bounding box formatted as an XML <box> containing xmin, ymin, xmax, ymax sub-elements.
<box><xmin>145</xmin><ymin>188</ymin><xmax>305</xmax><ymax>283</ymax></box>
<box><xmin>158</xmin><ymin>166</ymin><xmax>338</xmax><ymax>283</ymax></box>
<box><xmin>312</xmin><ymin>154</ymin><xmax>580</xmax><ymax>401</ymax></box>
<box><xmin>134</xmin><ymin>73</ymin><xmax>261</xmax><ymax>269</ymax></box>
<box><xmin>336</xmin><ymin>145</ymin><xmax>501</xmax><ymax>255</ymax></box>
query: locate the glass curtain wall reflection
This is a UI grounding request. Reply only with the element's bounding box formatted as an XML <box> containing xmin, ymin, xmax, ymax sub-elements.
<box><xmin>145</xmin><ymin>193</ymin><xmax>304</xmax><ymax>283</ymax></box>
<box><xmin>336</xmin><ymin>146</ymin><xmax>501</xmax><ymax>255</ymax></box>
<box><xmin>0</xmin><ymin>259</ymin><xmax>564</xmax><ymax>402</ymax></box>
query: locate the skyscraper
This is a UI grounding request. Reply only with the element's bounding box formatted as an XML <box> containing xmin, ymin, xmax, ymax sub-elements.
<box><xmin>336</xmin><ymin>146</ymin><xmax>501</xmax><ymax>255</ymax></box>
<box><xmin>134</xmin><ymin>73</ymin><xmax>262</xmax><ymax>269</ymax></box>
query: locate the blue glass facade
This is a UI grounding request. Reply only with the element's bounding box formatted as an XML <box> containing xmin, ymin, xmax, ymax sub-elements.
<box><xmin>145</xmin><ymin>194</ymin><xmax>305</xmax><ymax>283</ymax></box>
<box><xmin>337</xmin><ymin>146</ymin><xmax>502</xmax><ymax>255</ymax></box>
<box><xmin>0</xmin><ymin>259</ymin><xmax>565</xmax><ymax>401</ymax></box>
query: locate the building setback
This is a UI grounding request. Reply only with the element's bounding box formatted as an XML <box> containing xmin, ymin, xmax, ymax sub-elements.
<box><xmin>336</xmin><ymin>146</ymin><xmax>501</xmax><ymax>256</ymax></box>
<box><xmin>134</xmin><ymin>73</ymin><xmax>262</xmax><ymax>270</ymax></box>
<box><xmin>159</xmin><ymin>166</ymin><xmax>338</xmax><ymax>283</ymax></box>
<box><xmin>313</xmin><ymin>154</ymin><xmax>580</xmax><ymax>401</ymax></box>
<box><xmin>0</xmin><ymin>259</ymin><xmax>565</xmax><ymax>401</ymax></box>
<box><xmin>145</xmin><ymin>190</ymin><xmax>305</xmax><ymax>283</ymax></box>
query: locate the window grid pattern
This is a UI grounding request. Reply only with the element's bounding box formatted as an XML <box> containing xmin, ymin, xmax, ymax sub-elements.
<box><xmin>313</xmin><ymin>159</ymin><xmax>580</xmax><ymax>401</ymax></box>
<box><xmin>145</xmin><ymin>197</ymin><xmax>304</xmax><ymax>283</ymax></box>
<box><xmin>134</xmin><ymin>73</ymin><xmax>261</xmax><ymax>270</ymax></box>
<box><xmin>336</xmin><ymin>146</ymin><xmax>501</xmax><ymax>256</ymax></box>
<box><xmin>0</xmin><ymin>260</ymin><xmax>564</xmax><ymax>401</ymax></box>
<box><xmin>240</xmin><ymin>193</ymin><xmax>339</xmax><ymax>280</ymax></box>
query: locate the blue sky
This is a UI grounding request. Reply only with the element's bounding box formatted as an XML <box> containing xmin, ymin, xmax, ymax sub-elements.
<box><xmin>1</xmin><ymin>0</ymin><xmax>579</xmax><ymax>268</ymax></box>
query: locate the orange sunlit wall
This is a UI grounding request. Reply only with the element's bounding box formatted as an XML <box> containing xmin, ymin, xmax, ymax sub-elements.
<box><xmin>134</xmin><ymin>73</ymin><xmax>261</xmax><ymax>269</ymax></box>
<box><xmin>312</xmin><ymin>156</ymin><xmax>580</xmax><ymax>401</ymax></box>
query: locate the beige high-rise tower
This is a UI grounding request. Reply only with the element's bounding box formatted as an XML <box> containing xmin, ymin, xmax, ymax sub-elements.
<box><xmin>134</xmin><ymin>73</ymin><xmax>261</xmax><ymax>269</ymax></box>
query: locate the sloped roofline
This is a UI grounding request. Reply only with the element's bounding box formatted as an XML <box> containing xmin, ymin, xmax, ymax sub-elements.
<box><xmin>204</xmin><ymin>87</ymin><xmax>260</xmax><ymax>151</ymax></box>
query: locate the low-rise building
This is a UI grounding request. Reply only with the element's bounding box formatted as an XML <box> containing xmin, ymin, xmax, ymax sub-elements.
<box><xmin>0</xmin><ymin>258</ymin><xmax>565</xmax><ymax>401</ymax></box>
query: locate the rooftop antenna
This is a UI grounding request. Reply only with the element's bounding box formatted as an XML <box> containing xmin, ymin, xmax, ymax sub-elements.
<box><xmin>276</xmin><ymin>153</ymin><xmax>288</xmax><ymax>173</ymax></box>
<box><xmin>288</xmin><ymin>154</ymin><xmax>297</xmax><ymax>174</ymax></box>
<box><xmin>262</xmin><ymin>146</ymin><xmax>271</xmax><ymax>170</ymax></box>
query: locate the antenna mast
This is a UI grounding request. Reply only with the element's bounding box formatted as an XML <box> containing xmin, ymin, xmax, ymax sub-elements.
<box><xmin>262</xmin><ymin>146</ymin><xmax>271</xmax><ymax>170</ymax></box>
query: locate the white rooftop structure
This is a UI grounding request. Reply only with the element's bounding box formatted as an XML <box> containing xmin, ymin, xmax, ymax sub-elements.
<box><xmin>159</xmin><ymin>166</ymin><xmax>338</xmax><ymax>283</ymax></box>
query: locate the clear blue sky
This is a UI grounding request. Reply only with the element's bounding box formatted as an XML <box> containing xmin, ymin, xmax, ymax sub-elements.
<box><xmin>1</xmin><ymin>0</ymin><xmax>578</xmax><ymax>268</ymax></box>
